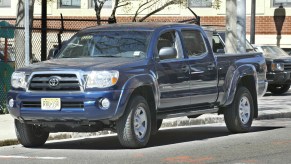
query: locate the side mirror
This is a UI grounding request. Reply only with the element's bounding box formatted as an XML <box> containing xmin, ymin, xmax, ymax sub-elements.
<box><xmin>48</xmin><ymin>48</ymin><xmax>59</xmax><ymax>60</ymax></box>
<box><xmin>159</xmin><ymin>47</ymin><xmax>177</xmax><ymax>60</ymax></box>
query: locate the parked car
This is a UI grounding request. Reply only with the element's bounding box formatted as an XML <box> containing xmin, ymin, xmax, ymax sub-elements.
<box><xmin>253</xmin><ymin>45</ymin><xmax>291</xmax><ymax>94</ymax></box>
<box><xmin>205</xmin><ymin>28</ymin><xmax>290</xmax><ymax>95</ymax></box>
<box><xmin>7</xmin><ymin>23</ymin><xmax>267</xmax><ymax>148</ymax></box>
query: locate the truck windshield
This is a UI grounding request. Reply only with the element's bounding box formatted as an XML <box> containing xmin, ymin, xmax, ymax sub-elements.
<box><xmin>58</xmin><ymin>31</ymin><xmax>151</xmax><ymax>59</ymax></box>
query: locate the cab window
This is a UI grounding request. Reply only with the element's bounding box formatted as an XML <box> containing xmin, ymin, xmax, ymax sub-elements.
<box><xmin>181</xmin><ymin>30</ymin><xmax>207</xmax><ymax>57</ymax></box>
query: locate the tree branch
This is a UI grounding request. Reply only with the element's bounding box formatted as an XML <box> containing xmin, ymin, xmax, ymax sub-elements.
<box><xmin>138</xmin><ymin>0</ymin><xmax>177</xmax><ymax>22</ymax></box>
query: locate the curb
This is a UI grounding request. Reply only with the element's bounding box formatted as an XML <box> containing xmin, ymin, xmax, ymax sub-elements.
<box><xmin>161</xmin><ymin>109</ymin><xmax>291</xmax><ymax>128</ymax></box>
<box><xmin>161</xmin><ymin>114</ymin><xmax>224</xmax><ymax>128</ymax></box>
<box><xmin>257</xmin><ymin>109</ymin><xmax>291</xmax><ymax>120</ymax></box>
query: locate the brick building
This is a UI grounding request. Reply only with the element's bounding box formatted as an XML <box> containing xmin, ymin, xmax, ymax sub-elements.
<box><xmin>0</xmin><ymin>0</ymin><xmax>291</xmax><ymax>48</ymax></box>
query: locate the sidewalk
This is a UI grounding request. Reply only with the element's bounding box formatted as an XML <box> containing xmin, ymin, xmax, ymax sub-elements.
<box><xmin>1</xmin><ymin>108</ymin><xmax>291</xmax><ymax>142</ymax></box>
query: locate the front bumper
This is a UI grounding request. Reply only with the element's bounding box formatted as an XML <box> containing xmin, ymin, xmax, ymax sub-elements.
<box><xmin>7</xmin><ymin>89</ymin><xmax>128</xmax><ymax>122</ymax></box>
<box><xmin>267</xmin><ymin>71</ymin><xmax>291</xmax><ymax>84</ymax></box>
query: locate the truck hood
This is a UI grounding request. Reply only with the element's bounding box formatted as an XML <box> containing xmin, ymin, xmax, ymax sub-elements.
<box><xmin>21</xmin><ymin>57</ymin><xmax>144</xmax><ymax>72</ymax></box>
<box><xmin>266</xmin><ymin>56</ymin><xmax>291</xmax><ymax>63</ymax></box>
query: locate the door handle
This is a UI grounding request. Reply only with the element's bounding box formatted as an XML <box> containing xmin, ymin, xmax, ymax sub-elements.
<box><xmin>191</xmin><ymin>71</ymin><xmax>204</xmax><ymax>74</ymax></box>
<box><xmin>207</xmin><ymin>63</ymin><xmax>216</xmax><ymax>70</ymax></box>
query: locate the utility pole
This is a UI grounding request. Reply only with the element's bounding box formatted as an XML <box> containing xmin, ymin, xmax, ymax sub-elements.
<box><xmin>225</xmin><ymin>0</ymin><xmax>246</xmax><ymax>53</ymax></box>
<box><xmin>25</xmin><ymin>0</ymin><xmax>30</xmax><ymax>66</ymax></box>
<box><xmin>250</xmin><ymin>0</ymin><xmax>256</xmax><ymax>44</ymax></box>
<box><xmin>41</xmin><ymin>0</ymin><xmax>47</xmax><ymax>61</ymax></box>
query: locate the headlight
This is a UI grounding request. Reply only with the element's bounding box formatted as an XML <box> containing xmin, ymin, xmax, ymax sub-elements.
<box><xmin>11</xmin><ymin>72</ymin><xmax>26</xmax><ymax>89</ymax></box>
<box><xmin>271</xmin><ymin>63</ymin><xmax>284</xmax><ymax>71</ymax></box>
<box><xmin>86</xmin><ymin>71</ymin><xmax>119</xmax><ymax>88</ymax></box>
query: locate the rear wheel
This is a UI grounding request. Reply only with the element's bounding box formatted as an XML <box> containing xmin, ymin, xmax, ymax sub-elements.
<box><xmin>15</xmin><ymin>119</ymin><xmax>49</xmax><ymax>147</ymax></box>
<box><xmin>268</xmin><ymin>84</ymin><xmax>290</xmax><ymax>95</ymax></box>
<box><xmin>224</xmin><ymin>86</ymin><xmax>254</xmax><ymax>133</ymax></box>
<box><xmin>116</xmin><ymin>95</ymin><xmax>151</xmax><ymax>148</ymax></box>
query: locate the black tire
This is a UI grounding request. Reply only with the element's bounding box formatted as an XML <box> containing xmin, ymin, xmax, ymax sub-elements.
<box><xmin>268</xmin><ymin>84</ymin><xmax>290</xmax><ymax>95</ymax></box>
<box><xmin>15</xmin><ymin>119</ymin><xmax>49</xmax><ymax>147</ymax></box>
<box><xmin>157</xmin><ymin>119</ymin><xmax>163</xmax><ymax>130</ymax></box>
<box><xmin>116</xmin><ymin>95</ymin><xmax>151</xmax><ymax>148</ymax></box>
<box><xmin>224</xmin><ymin>86</ymin><xmax>254</xmax><ymax>133</ymax></box>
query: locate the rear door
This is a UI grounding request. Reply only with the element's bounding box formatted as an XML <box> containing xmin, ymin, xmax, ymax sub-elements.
<box><xmin>155</xmin><ymin>30</ymin><xmax>190</xmax><ymax>109</ymax></box>
<box><xmin>180</xmin><ymin>29</ymin><xmax>218</xmax><ymax>106</ymax></box>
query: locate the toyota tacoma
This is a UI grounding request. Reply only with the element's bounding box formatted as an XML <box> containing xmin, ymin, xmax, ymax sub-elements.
<box><xmin>7</xmin><ymin>23</ymin><xmax>267</xmax><ymax>148</ymax></box>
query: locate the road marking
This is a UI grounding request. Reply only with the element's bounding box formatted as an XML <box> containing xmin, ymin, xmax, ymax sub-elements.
<box><xmin>0</xmin><ymin>155</ymin><xmax>66</xmax><ymax>160</ymax></box>
<box><xmin>162</xmin><ymin>156</ymin><xmax>213</xmax><ymax>163</ymax></box>
<box><xmin>272</xmin><ymin>140</ymin><xmax>291</xmax><ymax>145</ymax></box>
<box><xmin>132</xmin><ymin>153</ymin><xmax>144</xmax><ymax>158</ymax></box>
<box><xmin>239</xmin><ymin>159</ymin><xmax>258</xmax><ymax>163</ymax></box>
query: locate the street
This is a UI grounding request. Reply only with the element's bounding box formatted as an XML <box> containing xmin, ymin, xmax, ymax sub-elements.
<box><xmin>0</xmin><ymin>118</ymin><xmax>291</xmax><ymax>164</ymax></box>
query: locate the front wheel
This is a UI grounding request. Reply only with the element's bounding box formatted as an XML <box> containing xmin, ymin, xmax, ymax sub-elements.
<box><xmin>224</xmin><ymin>86</ymin><xmax>254</xmax><ymax>133</ymax></box>
<box><xmin>15</xmin><ymin>119</ymin><xmax>49</xmax><ymax>147</ymax></box>
<box><xmin>116</xmin><ymin>95</ymin><xmax>151</xmax><ymax>148</ymax></box>
<box><xmin>268</xmin><ymin>84</ymin><xmax>290</xmax><ymax>95</ymax></box>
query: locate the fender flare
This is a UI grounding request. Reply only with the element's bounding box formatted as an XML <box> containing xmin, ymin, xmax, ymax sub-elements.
<box><xmin>221</xmin><ymin>64</ymin><xmax>258</xmax><ymax>107</ymax></box>
<box><xmin>112</xmin><ymin>72</ymin><xmax>159</xmax><ymax>120</ymax></box>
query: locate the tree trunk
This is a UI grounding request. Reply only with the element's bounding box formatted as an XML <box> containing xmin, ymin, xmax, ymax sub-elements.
<box><xmin>94</xmin><ymin>0</ymin><xmax>104</xmax><ymax>25</ymax></box>
<box><xmin>15</xmin><ymin>0</ymin><xmax>35</xmax><ymax>68</ymax></box>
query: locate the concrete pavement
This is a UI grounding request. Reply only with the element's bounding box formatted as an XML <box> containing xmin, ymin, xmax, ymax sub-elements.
<box><xmin>1</xmin><ymin>91</ymin><xmax>291</xmax><ymax>143</ymax></box>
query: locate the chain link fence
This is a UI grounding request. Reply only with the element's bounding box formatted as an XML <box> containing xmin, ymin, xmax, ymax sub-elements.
<box><xmin>0</xmin><ymin>17</ymin><xmax>99</xmax><ymax>113</ymax></box>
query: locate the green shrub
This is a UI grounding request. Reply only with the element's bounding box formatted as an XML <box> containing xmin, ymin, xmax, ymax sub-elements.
<box><xmin>0</xmin><ymin>104</ymin><xmax>9</xmax><ymax>114</ymax></box>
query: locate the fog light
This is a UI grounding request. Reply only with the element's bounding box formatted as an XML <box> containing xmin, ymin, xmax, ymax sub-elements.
<box><xmin>9</xmin><ymin>99</ymin><xmax>14</xmax><ymax>108</ymax></box>
<box><xmin>99</xmin><ymin>98</ymin><xmax>110</xmax><ymax>110</ymax></box>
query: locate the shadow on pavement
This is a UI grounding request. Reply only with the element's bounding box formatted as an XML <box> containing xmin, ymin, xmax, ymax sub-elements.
<box><xmin>40</xmin><ymin>126</ymin><xmax>283</xmax><ymax>150</ymax></box>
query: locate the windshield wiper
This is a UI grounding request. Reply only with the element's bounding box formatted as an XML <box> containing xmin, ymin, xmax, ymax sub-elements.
<box><xmin>93</xmin><ymin>55</ymin><xmax>120</xmax><ymax>57</ymax></box>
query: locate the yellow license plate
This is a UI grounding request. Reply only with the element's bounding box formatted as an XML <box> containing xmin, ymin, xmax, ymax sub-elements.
<box><xmin>41</xmin><ymin>98</ymin><xmax>61</xmax><ymax>110</ymax></box>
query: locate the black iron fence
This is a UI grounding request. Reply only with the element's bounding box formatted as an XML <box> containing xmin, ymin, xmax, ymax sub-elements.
<box><xmin>0</xmin><ymin>17</ymin><xmax>100</xmax><ymax>113</ymax></box>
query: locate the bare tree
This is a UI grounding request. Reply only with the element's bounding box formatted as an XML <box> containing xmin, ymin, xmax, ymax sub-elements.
<box><xmin>94</xmin><ymin>0</ymin><xmax>221</xmax><ymax>24</ymax></box>
<box><xmin>109</xmin><ymin>0</ymin><xmax>130</xmax><ymax>23</ymax></box>
<box><xmin>126</xmin><ymin>0</ymin><xmax>221</xmax><ymax>22</ymax></box>
<box><xmin>93</xmin><ymin>0</ymin><xmax>110</xmax><ymax>25</ymax></box>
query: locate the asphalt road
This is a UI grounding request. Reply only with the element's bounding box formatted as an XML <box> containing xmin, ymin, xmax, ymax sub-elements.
<box><xmin>1</xmin><ymin>118</ymin><xmax>291</xmax><ymax>164</ymax></box>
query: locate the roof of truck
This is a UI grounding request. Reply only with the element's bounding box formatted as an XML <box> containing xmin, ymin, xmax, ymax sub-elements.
<box><xmin>78</xmin><ymin>22</ymin><xmax>201</xmax><ymax>33</ymax></box>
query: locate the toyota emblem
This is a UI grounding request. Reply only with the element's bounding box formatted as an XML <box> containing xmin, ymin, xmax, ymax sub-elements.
<box><xmin>48</xmin><ymin>76</ymin><xmax>60</xmax><ymax>87</ymax></box>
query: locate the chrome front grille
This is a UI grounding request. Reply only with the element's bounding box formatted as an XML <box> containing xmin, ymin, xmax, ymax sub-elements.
<box><xmin>28</xmin><ymin>73</ymin><xmax>81</xmax><ymax>91</ymax></box>
<box><xmin>284</xmin><ymin>63</ymin><xmax>291</xmax><ymax>72</ymax></box>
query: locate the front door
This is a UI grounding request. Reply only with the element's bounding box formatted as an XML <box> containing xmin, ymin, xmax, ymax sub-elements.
<box><xmin>155</xmin><ymin>30</ymin><xmax>190</xmax><ymax>109</ymax></box>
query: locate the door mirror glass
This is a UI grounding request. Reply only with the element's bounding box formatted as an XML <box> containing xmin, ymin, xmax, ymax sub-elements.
<box><xmin>159</xmin><ymin>47</ymin><xmax>177</xmax><ymax>60</ymax></box>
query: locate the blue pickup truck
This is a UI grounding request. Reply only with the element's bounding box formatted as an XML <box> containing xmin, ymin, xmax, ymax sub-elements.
<box><xmin>7</xmin><ymin>23</ymin><xmax>267</xmax><ymax>148</ymax></box>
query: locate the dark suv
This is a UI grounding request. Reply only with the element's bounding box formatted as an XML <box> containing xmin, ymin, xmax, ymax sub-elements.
<box><xmin>254</xmin><ymin>45</ymin><xmax>291</xmax><ymax>94</ymax></box>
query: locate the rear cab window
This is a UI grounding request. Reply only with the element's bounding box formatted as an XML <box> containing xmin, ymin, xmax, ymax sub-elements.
<box><xmin>181</xmin><ymin>30</ymin><xmax>208</xmax><ymax>58</ymax></box>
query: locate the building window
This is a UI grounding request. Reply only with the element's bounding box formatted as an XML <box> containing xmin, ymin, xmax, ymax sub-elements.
<box><xmin>188</xmin><ymin>0</ymin><xmax>212</xmax><ymax>8</ymax></box>
<box><xmin>0</xmin><ymin>0</ymin><xmax>11</xmax><ymax>7</ymax></box>
<box><xmin>273</xmin><ymin>0</ymin><xmax>291</xmax><ymax>7</ymax></box>
<box><xmin>90</xmin><ymin>0</ymin><xmax>112</xmax><ymax>8</ymax></box>
<box><xmin>59</xmin><ymin>0</ymin><xmax>81</xmax><ymax>8</ymax></box>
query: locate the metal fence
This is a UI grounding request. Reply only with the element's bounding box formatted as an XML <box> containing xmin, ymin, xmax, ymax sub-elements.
<box><xmin>0</xmin><ymin>17</ymin><xmax>100</xmax><ymax>113</ymax></box>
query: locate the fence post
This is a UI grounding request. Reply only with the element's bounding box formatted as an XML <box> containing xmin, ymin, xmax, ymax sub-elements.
<box><xmin>41</xmin><ymin>0</ymin><xmax>47</xmax><ymax>61</ymax></box>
